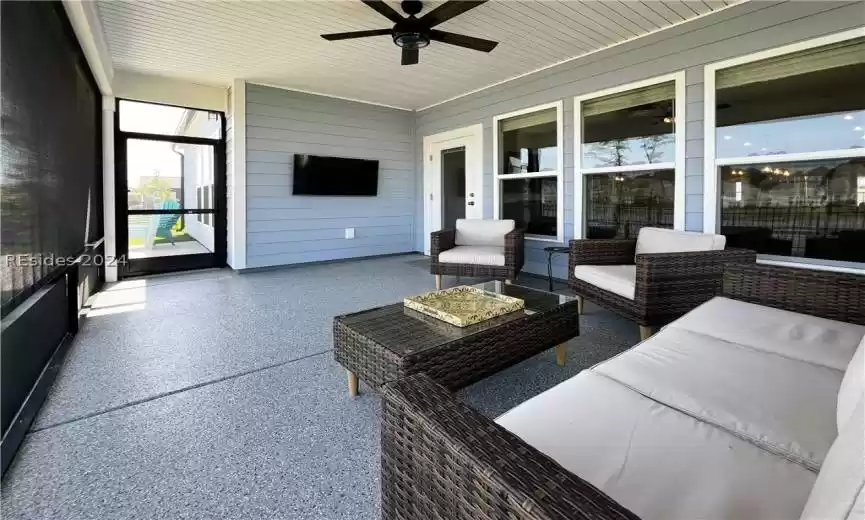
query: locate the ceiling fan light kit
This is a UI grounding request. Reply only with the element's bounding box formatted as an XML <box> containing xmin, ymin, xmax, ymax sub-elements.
<box><xmin>321</xmin><ymin>0</ymin><xmax>499</xmax><ymax>66</ymax></box>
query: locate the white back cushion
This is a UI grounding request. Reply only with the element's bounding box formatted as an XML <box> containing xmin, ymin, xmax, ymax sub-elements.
<box><xmin>454</xmin><ymin>219</ymin><xmax>515</xmax><ymax>247</ymax></box>
<box><xmin>800</xmin><ymin>397</ymin><xmax>864</xmax><ymax>520</ymax></box>
<box><xmin>635</xmin><ymin>227</ymin><xmax>726</xmax><ymax>257</ymax></box>
<box><xmin>838</xmin><ymin>336</ymin><xmax>865</xmax><ymax>430</ymax></box>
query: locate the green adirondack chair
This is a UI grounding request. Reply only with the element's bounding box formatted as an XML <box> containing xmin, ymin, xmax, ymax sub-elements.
<box><xmin>153</xmin><ymin>199</ymin><xmax>181</xmax><ymax>245</ymax></box>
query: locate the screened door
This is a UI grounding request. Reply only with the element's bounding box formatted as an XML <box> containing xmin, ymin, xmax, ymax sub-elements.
<box><xmin>116</xmin><ymin>100</ymin><xmax>226</xmax><ymax>277</ymax></box>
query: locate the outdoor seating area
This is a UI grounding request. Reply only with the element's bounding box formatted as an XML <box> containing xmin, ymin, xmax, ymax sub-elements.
<box><xmin>381</xmin><ymin>263</ymin><xmax>865</xmax><ymax>520</ymax></box>
<box><xmin>2</xmin><ymin>1</ymin><xmax>864</xmax><ymax>520</ymax></box>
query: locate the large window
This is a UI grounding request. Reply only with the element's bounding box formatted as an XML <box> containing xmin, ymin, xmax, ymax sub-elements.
<box><xmin>706</xmin><ymin>31</ymin><xmax>865</xmax><ymax>266</ymax></box>
<box><xmin>575</xmin><ymin>74</ymin><xmax>684</xmax><ymax>239</ymax></box>
<box><xmin>494</xmin><ymin>102</ymin><xmax>563</xmax><ymax>241</ymax></box>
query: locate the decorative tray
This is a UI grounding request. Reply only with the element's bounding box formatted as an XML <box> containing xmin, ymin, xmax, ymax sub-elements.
<box><xmin>404</xmin><ymin>285</ymin><xmax>525</xmax><ymax>327</ymax></box>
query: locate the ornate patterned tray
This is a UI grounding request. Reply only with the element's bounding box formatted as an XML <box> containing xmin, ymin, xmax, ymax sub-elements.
<box><xmin>404</xmin><ymin>285</ymin><xmax>525</xmax><ymax>327</ymax></box>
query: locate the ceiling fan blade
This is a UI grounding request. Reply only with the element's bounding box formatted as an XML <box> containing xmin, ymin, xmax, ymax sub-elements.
<box><xmin>429</xmin><ymin>30</ymin><xmax>498</xmax><ymax>52</ymax></box>
<box><xmin>321</xmin><ymin>29</ymin><xmax>392</xmax><ymax>41</ymax></box>
<box><xmin>420</xmin><ymin>1</ymin><xmax>487</xmax><ymax>27</ymax></box>
<box><xmin>361</xmin><ymin>0</ymin><xmax>405</xmax><ymax>23</ymax></box>
<box><xmin>401</xmin><ymin>48</ymin><xmax>419</xmax><ymax>65</ymax></box>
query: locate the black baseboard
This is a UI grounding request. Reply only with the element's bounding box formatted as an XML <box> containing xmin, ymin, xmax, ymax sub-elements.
<box><xmin>0</xmin><ymin>330</ymin><xmax>77</xmax><ymax>476</ymax></box>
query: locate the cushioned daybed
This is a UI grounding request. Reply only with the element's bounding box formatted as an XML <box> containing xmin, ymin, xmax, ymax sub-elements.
<box><xmin>381</xmin><ymin>264</ymin><xmax>865</xmax><ymax>520</ymax></box>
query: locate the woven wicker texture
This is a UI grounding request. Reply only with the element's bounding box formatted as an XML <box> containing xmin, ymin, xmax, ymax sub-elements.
<box><xmin>334</xmin><ymin>283</ymin><xmax>578</xmax><ymax>391</ymax></box>
<box><xmin>722</xmin><ymin>264</ymin><xmax>865</xmax><ymax>325</ymax></box>
<box><xmin>379</xmin><ymin>264</ymin><xmax>862</xmax><ymax>520</ymax></box>
<box><xmin>381</xmin><ymin>373</ymin><xmax>641</xmax><ymax>520</ymax></box>
<box><xmin>568</xmin><ymin>239</ymin><xmax>756</xmax><ymax>326</ymax></box>
<box><xmin>430</xmin><ymin>228</ymin><xmax>525</xmax><ymax>279</ymax></box>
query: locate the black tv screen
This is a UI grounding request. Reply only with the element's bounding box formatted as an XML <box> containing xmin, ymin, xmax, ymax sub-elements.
<box><xmin>292</xmin><ymin>154</ymin><xmax>379</xmax><ymax>196</ymax></box>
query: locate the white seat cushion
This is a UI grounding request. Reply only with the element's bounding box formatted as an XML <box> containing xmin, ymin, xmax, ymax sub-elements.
<box><xmin>437</xmin><ymin>245</ymin><xmax>505</xmax><ymax>266</ymax></box>
<box><xmin>573</xmin><ymin>265</ymin><xmax>636</xmax><ymax>300</ymax></box>
<box><xmin>497</xmin><ymin>371</ymin><xmax>816</xmax><ymax>520</ymax></box>
<box><xmin>593</xmin><ymin>326</ymin><xmax>842</xmax><ymax>470</ymax></box>
<box><xmin>454</xmin><ymin>219</ymin><xmax>514</xmax><ymax>247</ymax></box>
<box><xmin>837</xmin><ymin>336</ymin><xmax>865</xmax><ymax>429</ymax></box>
<box><xmin>669</xmin><ymin>297</ymin><xmax>865</xmax><ymax>371</ymax></box>
<box><xmin>635</xmin><ymin>227</ymin><xmax>726</xmax><ymax>257</ymax></box>
<box><xmin>801</xmin><ymin>397</ymin><xmax>864</xmax><ymax>520</ymax></box>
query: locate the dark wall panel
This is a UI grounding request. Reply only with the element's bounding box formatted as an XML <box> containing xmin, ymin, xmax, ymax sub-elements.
<box><xmin>1</xmin><ymin>1</ymin><xmax>102</xmax><ymax>316</ymax></box>
<box><xmin>0</xmin><ymin>1</ymin><xmax>102</xmax><ymax>471</ymax></box>
<box><xmin>0</xmin><ymin>281</ymin><xmax>68</xmax><ymax>433</ymax></box>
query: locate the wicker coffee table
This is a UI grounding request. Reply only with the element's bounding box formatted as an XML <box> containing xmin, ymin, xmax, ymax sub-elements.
<box><xmin>333</xmin><ymin>281</ymin><xmax>579</xmax><ymax>396</ymax></box>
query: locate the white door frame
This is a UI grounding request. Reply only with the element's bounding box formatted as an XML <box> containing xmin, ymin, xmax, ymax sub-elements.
<box><xmin>422</xmin><ymin>123</ymin><xmax>484</xmax><ymax>255</ymax></box>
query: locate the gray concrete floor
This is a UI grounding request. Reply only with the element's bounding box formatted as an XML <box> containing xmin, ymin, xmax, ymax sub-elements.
<box><xmin>1</xmin><ymin>254</ymin><xmax>638</xmax><ymax>520</ymax></box>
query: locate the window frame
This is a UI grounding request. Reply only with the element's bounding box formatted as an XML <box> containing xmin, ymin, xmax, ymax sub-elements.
<box><xmin>573</xmin><ymin>71</ymin><xmax>687</xmax><ymax>239</ymax></box>
<box><xmin>493</xmin><ymin>101</ymin><xmax>565</xmax><ymax>243</ymax></box>
<box><xmin>702</xmin><ymin>27</ymin><xmax>865</xmax><ymax>241</ymax></box>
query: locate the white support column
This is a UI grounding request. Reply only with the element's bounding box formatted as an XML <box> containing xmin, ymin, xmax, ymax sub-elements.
<box><xmin>102</xmin><ymin>96</ymin><xmax>118</xmax><ymax>282</ymax></box>
<box><xmin>228</xmin><ymin>79</ymin><xmax>247</xmax><ymax>269</ymax></box>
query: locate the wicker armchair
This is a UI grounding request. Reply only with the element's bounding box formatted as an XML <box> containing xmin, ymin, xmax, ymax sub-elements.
<box><xmin>568</xmin><ymin>228</ymin><xmax>756</xmax><ymax>339</ymax></box>
<box><xmin>430</xmin><ymin>219</ymin><xmax>524</xmax><ymax>290</ymax></box>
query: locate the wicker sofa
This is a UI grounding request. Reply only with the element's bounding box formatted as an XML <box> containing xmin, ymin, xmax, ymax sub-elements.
<box><xmin>569</xmin><ymin>227</ymin><xmax>756</xmax><ymax>339</ymax></box>
<box><xmin>381</xmin><ymin>264</ymin><xmax>865</xmax><ymax>520</ymax></box>
<box><xmin>430</xmin><ymin>219</ymin><xmax>524</xmax><ymax>290</ymax></box>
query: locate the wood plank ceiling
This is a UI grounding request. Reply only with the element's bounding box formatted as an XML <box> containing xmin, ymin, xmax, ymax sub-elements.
<box><xmin>97</xmin><ymin>0</ymin><xmax>739</xmax><ymax>110</ymax></box>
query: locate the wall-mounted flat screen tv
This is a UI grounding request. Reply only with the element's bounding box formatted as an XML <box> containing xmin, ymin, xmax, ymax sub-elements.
<box><xmin>292</xmin><ymin>154</ymin><xmax>379</xmax><ymax>196</ymax></box>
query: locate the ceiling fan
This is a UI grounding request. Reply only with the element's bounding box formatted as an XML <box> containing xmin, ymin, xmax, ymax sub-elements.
<box><xmin>321</xmin><ymin>0</ymin><xmax>498</xmax><ymax>66</ymax></box>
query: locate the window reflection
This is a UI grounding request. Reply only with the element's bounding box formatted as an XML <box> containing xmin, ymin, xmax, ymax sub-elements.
<box><xmin>499</xmin><ymin>108</ymin><xmax>558</xmax><ymax>174</ymax></box>
<box><xmin>720</xmin><ymin>158</ymin><xmax>865</xmax><ymax>262</ymax></box>
<box><xmin>715</xmin><ymin>37</ymin><xmax>865</xmax><ymax>158</ymax></box>
<box><xmin>501</xmin><ymin>178</ymin><xmax>557</xmax><ymax>237</ymax></box>
<box><xmin>584</xmin><ymin>170</ymin><xmax>675</xmax><ymax>239</ymax></box>
<box><xmin>582</xmin><ymin>81</ymin><xmax>675</xmax><ymax>168</ymax></box>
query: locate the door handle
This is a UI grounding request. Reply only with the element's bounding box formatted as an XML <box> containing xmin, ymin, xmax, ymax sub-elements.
<box><xmin>467</xmin><ymin>201</ymin><xmax>475</xmax><ymax>206</ymax></box>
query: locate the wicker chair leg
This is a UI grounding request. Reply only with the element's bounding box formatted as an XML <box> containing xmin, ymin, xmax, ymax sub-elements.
<box><xmin>639</xmin><ymin>325</ymin><xmax>653</xmax><ymax>341</ymax></box>
<box><xmin>555</xmin><ymin>344</ymin><xmax>566</xmax><ymax>366</ymax></box>
<box><xmin>435</xmin><ymin>274</ymin><xmax>442</xmax><ymax>291</ymax></box>
<box><xmin>576</xmin><ymin>296</ymin><xmax>584</xmax><ymax>314</ymax></box>
<box><xmin>347</xmin><ymin>370</ymin><xmax>358</xmax><ymax>397</ymax></box>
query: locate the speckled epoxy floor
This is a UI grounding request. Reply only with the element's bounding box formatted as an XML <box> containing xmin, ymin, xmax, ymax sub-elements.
<box><xmin>1</xmin><ymin>254</ymin><xmax>638</xmax><ymax>520</ymax></box>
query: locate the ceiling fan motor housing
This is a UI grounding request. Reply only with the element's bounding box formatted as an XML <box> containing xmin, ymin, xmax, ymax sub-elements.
<box><xmin>393</xmin><ymin>2</ymin><xmax>429</xmax><ymax>50</ymax></box>
<box><xmin>320</xmin><ymin>0</ymin><xmax>498</xmax><ymax>65</ymax></box>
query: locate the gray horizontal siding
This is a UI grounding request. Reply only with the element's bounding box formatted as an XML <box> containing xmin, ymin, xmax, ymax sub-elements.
<box><xmin>246</xmin><ymin>85</ymin><xmax>415</xmax><ymax>269</ymax></box>
<box><xmin>414</xmin><ymin>0</ymin><xmax>862</xmax><ymax>279</ymax></box>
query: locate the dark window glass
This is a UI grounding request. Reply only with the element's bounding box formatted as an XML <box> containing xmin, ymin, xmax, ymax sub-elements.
<box><xmin>499</xmin><ymin>108</ymin><xmax>558</xmax><ymax>174</ymax></box>
<box><xmin>501</xmin><ymin>178</ymin><xmax>557</xmax><ymax>237</ymax></box>
<box><xmin>582</xmin><ymin>82</ymin><xmax>675</xmax><ymax>168</ymax></box>
<box><xmin>716</xmin><ymin>37</ymin><xmax>865</xmax><ymax>158</ymax></box>
<box><xmin>720</xmin><ymin>158</ymin><xmax>865</xmax><ymax>263</ymax></box>
<box><xmin>585</xmin><ymin>170</ymin><xmax>675</xmax><ymax>239</ymax></box>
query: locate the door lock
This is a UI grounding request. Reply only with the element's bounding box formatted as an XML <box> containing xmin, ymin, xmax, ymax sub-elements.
<box><xmin>469</xmin><ymin>193</ymin><xmax>475</xmax><ymax>197</ymax></box>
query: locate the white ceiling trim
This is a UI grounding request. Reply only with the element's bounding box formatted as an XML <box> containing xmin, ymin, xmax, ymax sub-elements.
<box><xmin>63</xmin><ymin>0</ymin><xmax>114</xmax><ymax>94</ymax></box>
<box><xmin>251</xmin><ymin>82</ymin><xmax>414</xmax><ymax>112</ymax></box>
<box><xmin>417</xmin><ymin>0</ymin><xmax>748</xmax><ymax>111</ymax></box>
